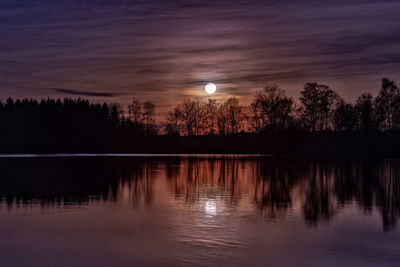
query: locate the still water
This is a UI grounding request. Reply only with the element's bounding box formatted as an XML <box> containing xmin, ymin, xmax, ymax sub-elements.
<box><xmin>0</xmin><ymin>155</ymin><xmax>399</xmax><ymax>266</ymax></box>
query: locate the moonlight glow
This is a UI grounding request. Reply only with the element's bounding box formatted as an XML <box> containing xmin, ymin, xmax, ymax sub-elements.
<box><xmin>205</xmin><ymin>83</ymin><xmax>217</xmax><ymax>94</ymax></box>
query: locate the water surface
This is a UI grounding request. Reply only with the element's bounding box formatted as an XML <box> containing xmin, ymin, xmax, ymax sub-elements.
<box><xmin>0</xmin><ymin>156</ymin><xmax>399</xmax><ymax>266</ymax></box>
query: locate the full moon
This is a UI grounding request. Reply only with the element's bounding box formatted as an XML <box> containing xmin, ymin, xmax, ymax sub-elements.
<box><xmin>205</xmin><ymin>83</ymin><xmax>217</xmax><ymax>94</ymax></box>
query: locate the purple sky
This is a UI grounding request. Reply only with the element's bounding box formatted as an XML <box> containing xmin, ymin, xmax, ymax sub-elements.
<box><xmin>1</xmin><ymin>0</ymin><xmax>400</xmax><ymax>116</ymax></box>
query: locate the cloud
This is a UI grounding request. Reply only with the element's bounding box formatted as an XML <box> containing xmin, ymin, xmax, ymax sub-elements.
<box><xmin>1</xmin><ymin>0</ymin><xmax>400</xmax><ymax>116</ymax></box>
<box><xmin>50</xmin><ymin>88</ymin><xmax>124</xmax><ymax>97</ymax></box>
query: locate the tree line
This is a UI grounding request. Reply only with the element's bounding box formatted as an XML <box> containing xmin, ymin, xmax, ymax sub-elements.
<box><xmin>0</xmin><ymin>78</ymin><xmax>399</xmax><ymax>139</ymax></box>
<box><xmin>164</xmin><ymin>78</ymin><xmax>400</xmax><ymax>135</ymax></box>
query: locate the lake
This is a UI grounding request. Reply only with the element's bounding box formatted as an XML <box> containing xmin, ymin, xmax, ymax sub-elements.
<box><xmin>0</xmin><ymin>155</ymin><xmax>399</xmax><ymax>266</ymax></box>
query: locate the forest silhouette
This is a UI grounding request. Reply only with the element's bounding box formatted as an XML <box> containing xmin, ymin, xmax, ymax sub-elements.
<box><xmin>1</xmin><ymin>78</ymin><xmax>400</xmax><ymax>155</ymax></box>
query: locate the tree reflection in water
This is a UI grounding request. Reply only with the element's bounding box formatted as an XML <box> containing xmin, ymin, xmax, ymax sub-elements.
<box><xmin>0</xmin><ymin>156</ymin><xmax>399</xmax><ymax>230</ymax></box>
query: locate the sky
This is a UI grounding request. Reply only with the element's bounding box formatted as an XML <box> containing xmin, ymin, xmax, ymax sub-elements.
<box><xmin>1</xmin><ymin>0</ymin><xmax>400</xmax><ymax>116</ymax></box>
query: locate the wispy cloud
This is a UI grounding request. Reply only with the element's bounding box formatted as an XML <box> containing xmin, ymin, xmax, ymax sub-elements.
<box><xmin>0</xmin><ymin>0</ymin><xmax>400</xmax><ymax>116</ymax></box>
<box><xmin>50</xmin><ymin>88</ymin><xmax>123</xmax><ymax>97</ymax></box>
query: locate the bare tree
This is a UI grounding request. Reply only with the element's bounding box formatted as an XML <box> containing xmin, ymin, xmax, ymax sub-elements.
<box><xmin>128</xmin><ymin>100</ymin><xmax>142</xmax><ymax>133</ymax></box>
<box><xmin>355</xmin><ymin>93</ymin><xmax>376</xmax><ymax>132</ymax></box>
<box><xmin>375</xmin><ymin>78</ymin><xmax>400</xmax><ymax>130</ymax></box>
<box><xmin>333</xmin><ymin>99</ymin><xmax>356</xmax><ymax>131</ymax></box>
<box><xmin>251</xmin><ymin>85</ymin><xmax>293</xmax><ymax>132</ymax></box>
<box><xmin>192</xmin><ymin>98</ymin><xmax>206</xmax><ymax>135</ymax></box>
<box><xmin>142</xmin><ymin>101</ymin><xmax>156</xmax><ymax>135</ymax></box>
<box><xmin>165</xmin><ymin>106</ymin><xmax>181</xmax><ymax>136</ymax></box>
<box><xmin>250</xmin><ymin>98</ymin><xmax>263</xmax><ymax>133</ymax></box>
<box><xmin>128</xmin><ymin>100</ymin><xmax>142</xmax><ymax>124</ymax></box>
<box><xmin>217</xmin><ymin>102</ymin><xmax>229</xmax><ymax>135</ymax></box>
<box><xmin>204</xmin><ymin>98</ymin><xmax>218</xmax><ymax>135</ymax></box>
<box><xmin>178</xmin><ymin>98</ymin><xmax>195</xmax><ymax>136</ymax></box>
<box><xmin>176</xmin><ymin>98</ymin><xmax>205</xmax><ymax>136</ymax></box>
<box><xmin>227</xmin><ymin>97</ymin><xmax>245</xmax><ymax>134</ymax></box>
<box><xmin>299</xmin><ymin>82</ymin><xmax>339</xmax><ymax>131</ymax></box>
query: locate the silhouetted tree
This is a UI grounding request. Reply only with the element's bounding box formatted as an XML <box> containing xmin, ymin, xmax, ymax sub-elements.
<box><xmin>165</xmin><ymin>107</ymin><xmax>181</xmax><ymax>136</ymax></box>
<box><xmin>192</xmin><ymin>98</ymin><xmax>206</xmax><ymax>135</ymax></box>
<box><xmin>250</xmin><ymin>85</ymin><xmax>294</xmax><ymax>132</ymax></box>
<box><xmin>175</xmin><ymin>98</ymin><xmax>205</xmax><ymax>136</ymax></box>
<box><xmin>225</xmin><ymin>97</ymin><xmax>246</xmax><ymax>134</ymax></box>
<box><xmin>355</xmin><ymin>93</ymin><xmax>376</xmax><ymax>132</ymax></box>
<box><xmin>334</xmin><ymin>99</ymin><xmax>357</xmax><ymax>131</ymax></box>
<box><xmin>375</xmin><ymin>78</ymin><xmax>400</xmax><ymax>130</ymax></box>
<box><xmin>142</xmin><ymin>101</ymin><xmax>156</xmax><ymax>135</ymax></box>
<box><xmin>110</xmin><ymin>103</ymin><xmax>122</xmax><ymax>127</ymax></box>
<box><xmin>204</xmin><ymin>99</ymin><xmax>218</xmax><ymax>135</ymax></box>
<box><xmin>299</xmin><ymin>82</ymin><xmax>339</xmax><ymax>131</ymax></box>
<box><xmin>217</xmin><ymin>101</ymin><xmax>229</xmax><ymax>135</ymax></box>
<box><xmin>128</xmin><ymin>100</ymin><xmax>143</xmax><ymax>133</ymax></box>
<box><xmin>177</xmin><ymin>98</ymin><xmax>195</xmax><ymax>136</ymax></box>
